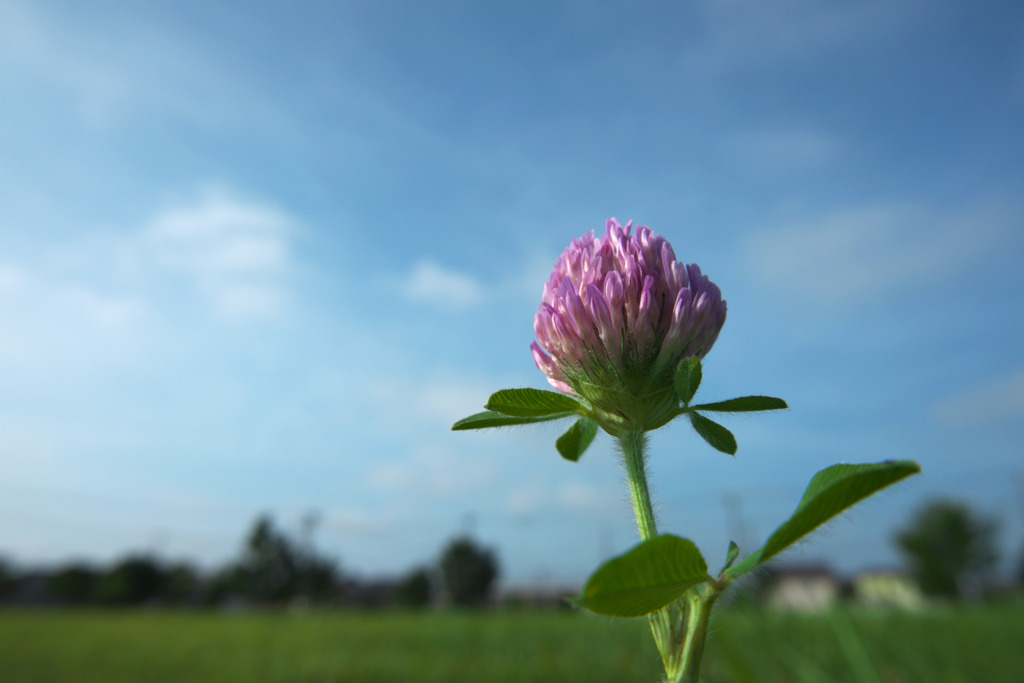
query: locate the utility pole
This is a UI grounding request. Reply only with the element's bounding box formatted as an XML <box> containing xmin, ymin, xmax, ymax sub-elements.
<box><xmin>721</xmin><ymin>491</ymin><xmax>750</xmax><ymax>552</ymax></box>
<box><xmin>461</xmin><ymin>510</ymin><xmax>478</xmax><ymax>539</ymax></box>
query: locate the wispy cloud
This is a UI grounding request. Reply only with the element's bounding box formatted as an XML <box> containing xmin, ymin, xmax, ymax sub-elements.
<box><xmin>558</xmin><ymin>481</ymin><xmax>620</xmax><ymax>515</ymax></box>
<box><xmin>723</xmin><ymin>128</ymin><xmax>842</xmax><ymax>173</ymax></box>
<box><xmin>0</xmin><ymin>264</ymin><xmax>27</xmax><ymax>296</ymax></box>
<box><xmin>685</xmin><ymin>0</ymin><xmax>922</xmax><ymax>74</ymax></box>
<box><xmin>147</xmin><ymin>198</ymin><xmax>290</xmax><ymax>273</ymax></box>
<box><xmin>0</xmin><ymin>188</ymin><xmax>298</xmax><ymax>383</ymax></box>
<box><xmin>321</xmin><ymin>507</ymin><xmax>398</xmax><ymax>537</ymax></box>
<box><xmin>506</xmin><ymin>482</ymin><xmax>549</xmax><ymax>516</ymax></box>
<box><xmin>0</xmin><ymin>258</ymin><xmax>147</xmax><ymax>371</ymax></box>
<box><xmin>366</xmin><ymin>372</ymin><xmax>496</xmax><ymax>430</ymax></box>
<box><xmin>367</xmin><ymin>445</ymin><xmax>497</xmax><ymax>498</ymax></box>
<box><xmin>932</xmin><ymin>368</ymin><xmax>1024</xmax><ymax>425</ymax></box>
<box><xmin>742</xmin><ymin>200</ymin><xmax>1014</xmax><ymax>310</ymax></box>
<box><xmin>505</xmin><ymin>480</ymin><xmax>621</xmax><ymax>517</ymax></box>
<box><xmin>0</xmin><ymin>0</ymin><xmax>297</xmax><ymax>137</ymax></box>
<box><xmin>0</xmin><ymin>0</ymin><xmax>129</xmax><ymax>125</ymax></box>
<box><xmin>401</xmin><ymin>260</ymin><xmax>485</xmax><ymax>310</ymax></box>
<box><xmin>414</xmin><ymin>381</ymin><xmax>493</xmax><ymax>425</ymax></box>
<box><xmin>143</xmin><ymin>192</ymin><xmax>295</xmax><ymax>320</ymax></box>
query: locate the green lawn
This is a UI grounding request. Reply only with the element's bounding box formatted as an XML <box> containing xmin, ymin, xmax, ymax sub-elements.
<box><xmin>1</xmin><ymin>604</ymin><xmax>1021</xmax><ymax>682</ymax></box>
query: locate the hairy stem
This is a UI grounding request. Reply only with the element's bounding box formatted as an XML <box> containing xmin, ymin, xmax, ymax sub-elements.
<box><xmin>618</xmin><ymin>430</ymin><xmax>717</xmax><ymax>683</ymax></box>
<box><xmin>679</xmin><ymin>588</ymin><xmax>718</xmax><ymax>683</ymax></box>
<box><xmin>618</xmin><ymin>431</ymin><xmax>657</xmax><ymax>540</ymax></box>
<box><xmin>618</xmin><ymin>431</ymin><xmax>679</xmax><ymax>677</ymax></box>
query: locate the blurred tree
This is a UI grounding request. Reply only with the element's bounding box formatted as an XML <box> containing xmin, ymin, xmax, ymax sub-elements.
<box><xmin>395</xmin><ymin>567</ymin><xmax>433</xmax><ymax>608</ymax></box>
<box><xmin>96</xmin><ymin>556</ymin><xmax>166</xmax><ymax>605</ymax></box>
<box><xmin>440</xmin><ymin>537</ymin><xmax>498</xmax><ymax>607</ymax></box>
<box><xmin>232</xmin><ymin>515</ymin><xmax>340</xmax><ymax>604</ymax></box>
<box><xmin>297</xmin><ymin>553</ymin><xmax>339</xmax><ymax>603</ymax></box>
<box><xmin>205</xmin><ymin>564</ymin><xmax>250</xmax><ymax>605</ymax></box>
<box><xmin>48</xmin><ymin>564</ymin><xmax>99</xmax><ymax>604</ymax></box>
<box><xmin>896</xmin><ymin>499</ymin><xmax>1000</xmax><ymax>600</ymax></box>
<box><xmin>1017</xmin><ymin>545</ymin><xmax>1024</xmax><ymax>589</ymax></box>
<box><xmin>164</xmin><ymin>562</ymin><xmax>201</xmax><ymax>604</ymax></box>
<box><xmin>298</xmin><ymin>510</ymin><xmax>340</xmax><ymax>603</ymax></box>
<box><xmin>240</xmin><ymin>516</ymin><xmax>300</xmax><ymax>602</ymax></box>
<box><xmin>0</xmin><ymin>557</ymin><xmax>14</xmax><ymax>600</ymax></box>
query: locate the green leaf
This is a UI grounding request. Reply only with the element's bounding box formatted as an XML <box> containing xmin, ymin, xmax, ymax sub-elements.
<box><xmin>727</xmin><ymin>460</ymin><xmax>921</xmax><ymax>579</ymax></box>
<box><xmin>572</xmin><ymin>535</ymin><xmax>709</xmax><ymax>617</ymax></box>
<box><xmin>452</xmin><ymin>410</ymin><xmax>578</xmax><ymax>431</ymax></box>
<box><xmin>721</xmin><ymin>541</ymin><xmax>740</xmax><ymax>573</ymax></box>
<box><xmin>689</xmin><ymin>413</ymin><xmax>737</xmax><ymax>455</ymax></box>
<box><xmin>674</xmin><ymin>358</ymin><xmax>702</xmax><ymax>406</ymax></box>
<box><xmin>555</xmin><ymin>417</ymin><xmax>599</xmax><ymax>462</ymax></box>
<box><xmin>485</xmin><ymin>388</ymin><xmax>584</xmax><ymax>418</ymax></box>
<box><xmin>691</xmin><ymin>396</ymin><xmax>788</xmax><ymax>413</ymax></box>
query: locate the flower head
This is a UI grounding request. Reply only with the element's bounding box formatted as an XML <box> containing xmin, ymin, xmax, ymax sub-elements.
<box><xmin>531</xmin><ymin>219</ymin><xmax>727</xmax><ymax>431</ymax></box>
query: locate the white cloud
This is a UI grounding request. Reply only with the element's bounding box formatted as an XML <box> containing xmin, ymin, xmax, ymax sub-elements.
<box><xmin>0</xmin><ymin>189</ymin><xmax>298</xmax><ymax>378</ymax></box>
<box><xmin>367</xmin><ymin>446</ymin><xmax>497</xmax><ymax>498</ymax></box>
<box><xmin>932</xmin><ymin>368</ymin><xmax>1024</xmax><ymax>425</ymax></box>
<box><xmin>743</xmin><ymin>201</ymin><xmax>1014</xmax><ymax>309</ymax></box>
<box><xmin>147</xmin><ymin>198</ymin><xmax>290</xmax><ymax>273</ymax></box>
<box><xmin>558</xmin><ymin>481</ymin><xmax>617</xmax><ymax>514</ymax></box>
<box><xmin>401</xmin><ymin>261</ymin><xmax>485</xmax><ymax>310</ymax></box>
<box><xmin>505</xmin><ymin>480</ymin><xmax>620</xmax><ymax>517</ymax></box>
<box><xmin>142</xmin><ymin>191</ymin><xmax>295</xmax><ymax>320</ymax></box>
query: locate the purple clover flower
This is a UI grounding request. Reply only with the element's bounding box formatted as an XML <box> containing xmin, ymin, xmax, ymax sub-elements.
<box><xmin>531</xmin><ymin>219</ymin><xmax>727</xmax><ymax>431</ymax></box>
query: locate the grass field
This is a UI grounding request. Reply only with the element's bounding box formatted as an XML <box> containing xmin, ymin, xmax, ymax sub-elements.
<box><xmin>1</xmin><ymin>603</ymin><xmax>1022</xmax><ymax>682</ymax></box>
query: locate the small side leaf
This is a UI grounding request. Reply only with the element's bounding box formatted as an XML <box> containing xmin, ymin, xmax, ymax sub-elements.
<box><xmin>721</xmin><ymin>541</ymin><xmax>740</xmax><ymax>574</ymax></box>
<box><xmin>689</xmin><ymin>413</ymin><xmax>737</xmax><ymax>455</ymax></box>
<box><xmin>555</xmin><ymin>417</ymin><xmax>599</xmax><ymax>462</ymax></box>
<box><xmin>726</xmin><ymin>460</ymin><xmax>921</xmax><ymax>579</ymax></box>
<box><xmin>691</xmin><ymin>396</ymin><xmax>788</xmax><ymax>413</ymax></box>
<box><xmin>486</xmin><ymin>388</ymin><xmax>584</xmax><ymax>417</ymax></box>
<box><xmin>572</xmin><ymin>535</ymin><xmax>709</xmax><ymax>617</ymax></box>
<box><xmin>452</xmin><ymin>410</ymin><xmax>578</xmax><ymax>431</ymax></box>
<box><xmin>674</xmin><ymin>358</ymin><xmax>702</xmax><ymax>406</ymax></box>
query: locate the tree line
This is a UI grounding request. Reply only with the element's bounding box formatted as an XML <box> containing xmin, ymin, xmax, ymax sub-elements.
<box><xmin>1</xmin><ymin>497</ymin><xmax>1020</xmax><ymax>608</ymax></box>
<box><xmin>0</xmin><ymin>515</ymin><xmax>498</xmax><ymax>609</ymax></box>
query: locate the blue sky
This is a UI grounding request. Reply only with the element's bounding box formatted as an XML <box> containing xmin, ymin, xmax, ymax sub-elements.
<box><xmin>2</xmin><ymin>0</ymin><xmax>1023</xmax><ymax>587</ymax></box>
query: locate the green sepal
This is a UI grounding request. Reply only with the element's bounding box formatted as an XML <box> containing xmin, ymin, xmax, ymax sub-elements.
<box><xmin>485</xmin><ymin>388</ymin><xmax>585</xmax><ymax>418</ymax></box>
<box><xmin>726</xmin><ymin>460</ymin><xmax>922</xmax><ymax>579</ymax></box>
<box><xmin>452</xmin><ymin>410</ymin><xmax>578</xmax><ymax>431</ymax></box>
<box><xmin>555</xmin><ymin>417</ymin><xmax>599</xmax><ymax>462</ymax></box>
<box><xmin>571</xmin><ymin>535</ymin><xmax>710</xmax><ymax>618</ymax></box>
<box><xmin>674</xmin><ymin>358</ymin><xmax>702</xmax><ymax>406</ymax></box>
<box><xmin>691</xmin><ymin>396</ymin><xmax>788</xmax><ymax>413</ymax></box>
<box><xmin>721</xmin><ymin>541</ymin><xmax>740</xmax><ymax>574</ymax></box>
<box><xmin>689</xmin><ymin>412</ymin><xmax>737</xmax><ymax>455</ymax></box>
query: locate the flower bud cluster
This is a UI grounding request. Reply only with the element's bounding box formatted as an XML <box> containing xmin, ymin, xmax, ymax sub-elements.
<box><xmin>531</xmin><ymin>219</ymin><xmax>727</xmax><ymax>431</ymax></box>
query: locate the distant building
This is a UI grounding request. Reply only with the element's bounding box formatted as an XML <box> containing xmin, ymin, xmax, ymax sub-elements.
<box><xmin>853</xmin><ymin>570</ymin><xmax>924</xmax><ymax>610</ymax></box>
<box><xmin>2</xmin><ymin>571</ymin><xmax>52</xmax><ymax>606</ymax></box>
<box><xmin>497</xmin><ymin>586</ymin><xmax>576</xmax><ymax>610</ymax></box>
<box><xmin>765</xmin><ymin>564</ymin><xmax>841</xmax><ymax>612</ymax></box>
<box><xmin>337</xmin><ymin>578</ymin><xmax>397</xmax><ymax>608</ymax></box>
